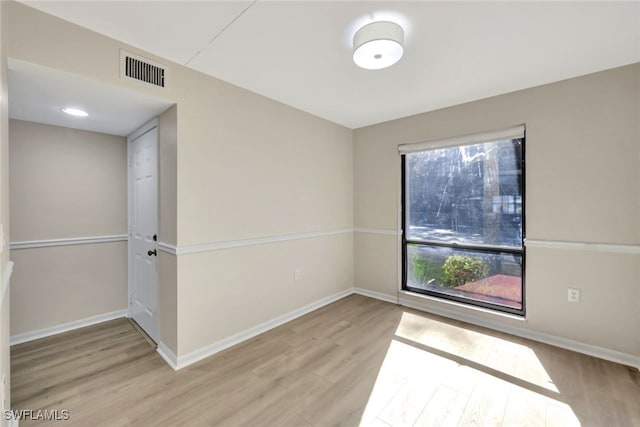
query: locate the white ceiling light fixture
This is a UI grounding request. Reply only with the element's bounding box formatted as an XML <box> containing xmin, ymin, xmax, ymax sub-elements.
<box><xmin>353</xmin><ymin>21</ymin><xmax>404</xmax><ymax>70</ymax></box>
<box><xmin>61</xmin><ymin>107</ymin><xmax>88</xmax><ymax>117</ymax></box>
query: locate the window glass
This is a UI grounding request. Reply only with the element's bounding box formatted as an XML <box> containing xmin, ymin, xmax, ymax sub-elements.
<box><xmin>405</xmin><ymin>140</ymin><xmax>523</xmax><ymax>248</ymax></box>
<box><xmin>402</xmin><ymin>136</ymin><xmax>524</xmax><ymax>314</ymax></box>
<box><xmin>406</xmin><ymin>244</ymin><xmax>523</xmax><ymax>310</ymax></box>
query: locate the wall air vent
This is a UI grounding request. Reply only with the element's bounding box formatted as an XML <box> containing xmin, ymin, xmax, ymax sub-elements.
<box><xmin>120</xmin><ymin>50</ymin><xmax>166</xmax><ymax>88</ymax></box>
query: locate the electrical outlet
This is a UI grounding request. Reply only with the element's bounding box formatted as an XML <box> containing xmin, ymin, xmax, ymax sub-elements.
<box><xmin>568</xmin><ymin>287</ymin><xmax>581</xmax><ymax>303</ymax></box>
<box><xmin>294</xmin><ymin>268</ymin><xmax>302</xmax><ymax>281</ymax></box>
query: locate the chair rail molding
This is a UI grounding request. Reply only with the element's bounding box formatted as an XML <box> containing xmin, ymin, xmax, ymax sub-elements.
<box><xmin>10</xmin><ymin>235</ymin><xmax>128</xmax><ymax>250</ymax></box>
<box><xmin>524</xmin><ymin>238</ymin><xmax>640</xmax><ymax>254</ymax></box>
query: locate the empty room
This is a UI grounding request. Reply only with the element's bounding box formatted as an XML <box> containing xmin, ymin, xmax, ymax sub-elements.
<box><xmin>0</xmin><ymin>1</ymin><xmax>639</xmax><ymax>426</ymax></box>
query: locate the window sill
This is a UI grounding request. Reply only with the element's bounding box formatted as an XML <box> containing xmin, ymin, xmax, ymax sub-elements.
<box><xmin>398</xmin><ymin>289</ymin><xmax>527</xmax><ymax>323</ymax></box>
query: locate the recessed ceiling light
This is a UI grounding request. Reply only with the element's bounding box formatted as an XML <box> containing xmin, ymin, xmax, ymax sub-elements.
<box><xmin>353</xmin><ymin>21</ymin><xmax>404</xmax><ymax>70</ymax></box>
<box><xmin>61</xmin><ymin>107</ymin><xmax>88</xmax><ymax>117</ymax></box>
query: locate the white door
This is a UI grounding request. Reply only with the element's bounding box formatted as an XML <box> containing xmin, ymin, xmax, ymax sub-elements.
<box><xmin>128</xmin><ymin>121</ymin><xmax>159</xmax><ymax>343</ymax></box>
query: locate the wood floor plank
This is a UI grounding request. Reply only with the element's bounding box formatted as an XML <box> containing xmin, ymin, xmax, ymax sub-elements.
<box><xmin>10</xmin><ymin>294</ymin><xmax>640</xmax><ymax>426</ymax></box>
<box><xmin>458</xmin><ymin>373</ymin><xmax>510</xmax><ymax>426</ymax></box>
<box><xmin>413</xmin><ymin>385</ymin><xmax>469</xmax><ymax>426</ymax></box>
<box><xmin>279</xmin><ymin>413</ymin><xmax>313</xmax><ymax>427</ymax></box>
<box><xmin>502</xmin><ymin>384</ymin><xmax>547</xmax><ymax>427</ymax></box>
<box><xmin>210</xmin><ymin>372</ymin><xmax>333</xmax><ymax>427</ymax></box>
<box><xmin>377</xmin><ymin>371</ymin><xmax>439</xmax><ymax>427</ymax></box>
<box><xmin>545</xmin><ymin>401</ymin><xmax>582</xmax><ymax>427</ymax></box>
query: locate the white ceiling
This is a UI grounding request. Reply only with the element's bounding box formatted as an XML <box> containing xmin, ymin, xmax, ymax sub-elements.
<box><xmin>9</xmin><ymin>59</ymin><xmax>174</xmax><ymax>136</ymax></box>
<box><xmin>17</xmin><ymin>1</ymin><xmax>640</xmax><ymax>130</ymax></box>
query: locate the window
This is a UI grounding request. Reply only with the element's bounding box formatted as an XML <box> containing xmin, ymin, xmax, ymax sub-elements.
<box><xmin>400</xmin><ymin>127</ymin><xmax>525</xmax><ymax>315</ymax></box>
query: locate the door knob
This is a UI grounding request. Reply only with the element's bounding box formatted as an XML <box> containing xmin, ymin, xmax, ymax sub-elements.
<box><xmin>148</xmin><ymin>249</ymin><xmax>157</xmax><ymax>256</ymax></box>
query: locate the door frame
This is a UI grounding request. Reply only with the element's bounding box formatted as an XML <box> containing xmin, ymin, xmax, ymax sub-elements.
<box><xmin>127</xmin><ymin>118</ymin><xmax>159</xmax><ymax>338</ymax></box>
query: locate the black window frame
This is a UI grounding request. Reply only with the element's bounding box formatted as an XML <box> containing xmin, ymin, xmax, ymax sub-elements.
<box><xmin>401</xmin><ymin>134</ymin><xmax>526</xmax><ymax>316</ymax></box>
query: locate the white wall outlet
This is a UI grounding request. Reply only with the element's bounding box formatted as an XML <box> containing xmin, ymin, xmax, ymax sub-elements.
<box><xmin>568</xmin><ymin>287</ymin><xmax>581</xmax><ymax>303</ymax></box>
<box><xmin>294</xmin><ymin>268</ymin><xmax>302</xmax><ymax>281</ymax></box>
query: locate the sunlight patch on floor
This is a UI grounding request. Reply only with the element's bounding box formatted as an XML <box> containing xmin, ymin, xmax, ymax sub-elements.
<box><xmin>356</xmin><ymin>312</ymin><xmax>581</xmax><ymax>426</ymax></box>
<box><xmin>395</xmin><ymin>311</ymin><xmax>559</xmax><ymax>392</ymax></box>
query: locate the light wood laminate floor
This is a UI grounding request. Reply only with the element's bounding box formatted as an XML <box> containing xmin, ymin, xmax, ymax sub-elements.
<box><xmin>11</xmin><ymin>295</ymin><xmax>640</xmax><ymax>426</ymax></box>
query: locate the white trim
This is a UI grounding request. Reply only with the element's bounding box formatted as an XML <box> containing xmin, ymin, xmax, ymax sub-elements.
<box><xmin>353</xmin><ymin>287</ymin><xmax>398</xmax><ymax>304</ymax></box>
<box><xmin>525</xmin><ymin>238</ymin><xmax>640</xmax><ymax>254</ymax></box>
<box><xmin>128</xmin><ymin>118</ymin><xmax>158</xmax><ymax>142</ymax></box>
<box><xmin>398</xmin><ymin>290</ymin><xmax>526</xmax><ymax>322</ymax></box>
<box><xmin>398</xmin><ymin>293</ymin><xmax>640</xmax><ymax>369</ymax></box>
<box><xmin>9</xmin><ymin>286</ymin><xmax>638</xmax><ymax>371</ymax></box>
<box><xmin>157</xmin><ymin>341</ymin><xmax>179</xmax><ymax>370</ymax></box>
<box><xmin>8</xmin><ymin>418</ymin><xmax>19</xmax><ymax>427</ymax></box>
<box><xmin>10</xmin><ymin>309</ymin><xmax>128</xmax><ymax>346</ymax></box>
<box><xmin>398</xmin><ymin>125</ymin><xmax>525</xmax><ymax>153</ymax></box>
<box><xmin>173</xmin><ymin>288</ymin><xmax>352</xmax><ymax>369</ymax></box>
<box><xmin>157</xmin><ymin>242</ymin><xmax>177</xmax><ymax>255</ymax></box>
<box><xmin>10</xmin><ymin>235</ymin><xmax>127</xmax><ymax>250</ymax></box>
<box><xmin>355</xmin><ymin>289</ymin><xmax>640</xmax><ymax>370</ymax></box>
<box><xmin>353</xmin><ymin>228</ymin><xmax>398</xmax><ymax>236</ymax></box>
<box><xmin>1</xmin><ymin>261</ymin><xmax>14</xmax><ymax>304</ymax></box>
<box><xmin>142</xmin><ymin>230</ymin><xmax>357</xmax><ymax>257</ymax></box>
<box><xmin>176</xmin><ymin>228</ymin><xmax>353</xmax><ymax>256</ymax></box>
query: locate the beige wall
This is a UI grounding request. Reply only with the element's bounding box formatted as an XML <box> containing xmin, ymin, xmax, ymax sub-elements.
<box><xmin>172</xmin><ymin>68</ymin><xmax>354</xmax><ymax>355</ymax></box>
<box><xmin>179</xmin><ymin>233</ymin><xmax>353</xmax><ymax>355</ymax></box>
<box><xmin>7</xmin><ymin>2</ymin><xmax>353</xmax><ymax>359</ymax></box>
<box><xmin>354</xmin><ymin>63</ymin><xmax>640</xmax><ymax>356</ymax></box>
<box><xmin>9</xmin><ymin>120</ymin><xmax>128</xmax><ymax>335</ymax></box>
<box><xmin>158</xmin><ymin>251</ymin><xmax>177</xmax><ymax>353</ymax></box>
<box><xmin>10</xmin><ymin>120</ymin><xmax>127</xmax><ymax>240</ymax></box>
<box><xmin>158</xmin><ymin>105</ymin><xmax>177</xmax><ymax>246</ymax></box>
<box><xmin>157</xmin><ymin>105</ymin><xmax>178</xmax><ymax>353</ymax></box>
<box><xmin>173</xmin><ymin>76</ymin><xmax>354</xmax><ymax>245</ymax></box>
<box><xmin>10</xmin><ymin>243</ymin><xmax>127</xmax><ymax>335</ymax></box>
<box><xmin>0</xmin><ymin>0</ymin><xmax>10</xmax><ymax>423</ymax></box>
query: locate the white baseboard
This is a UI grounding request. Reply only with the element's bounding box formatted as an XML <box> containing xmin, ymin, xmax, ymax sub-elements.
<box><xmin>356</xmin><ymin>289</ymin><xmax>640</xmax><ymax>370</ymax></box>
<box><xmin>10</xmin><ymin>287</ymin><xmax>638</xmax><ymax>372</ymax></box>
<box><xmin>174</xmin><ymin>288</ymin><xmax>353</xmax><ymax>370</ymax></box>
<box><xmin>157</xmin><ymin>341</ymin><xmax>178</xmax><ymax>370</ymax></box>
<box><xmin>353</xmin><ymin>287</ymin><xmax>399</xmax><ymax>304</ymax></box>
<box><xmin>10</xmin><ymin>309</ymin><xmax>128</xmax><ymax>346</ymax></box>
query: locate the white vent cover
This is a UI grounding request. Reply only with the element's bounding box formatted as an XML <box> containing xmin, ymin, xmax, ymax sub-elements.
<box><xmin>120</xmin><ymin>50</ymin><xmax>166</xmax><ymax>88</ymax></box>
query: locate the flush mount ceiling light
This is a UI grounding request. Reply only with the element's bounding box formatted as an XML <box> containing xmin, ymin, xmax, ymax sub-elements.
<box><xmin>353</xmin><ymin>21</ymin><xmax>404</xmax><ymax>70</ymax></box>
<box><xmin>61</xmin><ymin>107</ymin><xmax>88</xmax><ymax>117</ymax></box>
